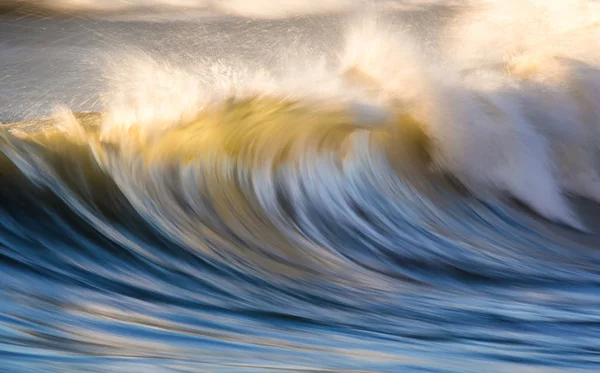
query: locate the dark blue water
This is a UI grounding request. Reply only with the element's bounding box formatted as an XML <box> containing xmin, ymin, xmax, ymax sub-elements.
<box><xmin>1</xmin><ymin>4</ymin><xmax>600</xmax><ymax>373</ymax></box>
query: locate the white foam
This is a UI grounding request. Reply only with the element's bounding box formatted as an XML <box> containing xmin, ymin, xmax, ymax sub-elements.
<box><xmin>80</xmin><ymin>0</ymin><xmax>600</xmax><ymax>231</ymax></box>
<box><xmin>338</xmin><ymin>3</ymin><xmax>600</xmax><ymax>230</ymax></box>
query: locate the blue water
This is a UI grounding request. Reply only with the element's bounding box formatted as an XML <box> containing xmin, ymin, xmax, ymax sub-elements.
<box><xmin>1</xmin><ymin>3</ymin><xmax>600</xmax><ymax>372</ymax></box>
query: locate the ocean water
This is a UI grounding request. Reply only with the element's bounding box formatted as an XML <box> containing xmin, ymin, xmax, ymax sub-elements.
<box><xmin>1</xmin><ymin>1</ymin><xmax>600</xmax><ymax>372</ymax></box>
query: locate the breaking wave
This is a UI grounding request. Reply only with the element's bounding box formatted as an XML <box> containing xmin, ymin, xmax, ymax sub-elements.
<box><xmin>1</xmin><ymin>1</ymin><xmax>600</xmax><ymax>372</ymax></box>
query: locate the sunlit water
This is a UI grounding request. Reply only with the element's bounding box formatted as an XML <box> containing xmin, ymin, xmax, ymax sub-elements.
<box><xmin>1</xmin><ymin>1</ymin><xmax>600</xmax><ymax>372</ymax></box>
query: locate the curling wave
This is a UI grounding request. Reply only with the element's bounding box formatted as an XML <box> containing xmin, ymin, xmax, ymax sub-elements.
<box><xmin>1</xmin><ymin>1</ymin><xmax>600</xmax><ymax>372</ymax></box>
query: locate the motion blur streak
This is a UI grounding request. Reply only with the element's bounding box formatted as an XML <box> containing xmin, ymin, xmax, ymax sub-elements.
<box><xmin>1</xmin><ymin>1</ymin><xmax>600</xmax><ymax>372</ymax></box>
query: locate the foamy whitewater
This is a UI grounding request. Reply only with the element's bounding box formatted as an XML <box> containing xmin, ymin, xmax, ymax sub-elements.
<box><xmin>1</xmin><ymin>1</ymin><xmax>600</xmax><ymax>372</ymax></box>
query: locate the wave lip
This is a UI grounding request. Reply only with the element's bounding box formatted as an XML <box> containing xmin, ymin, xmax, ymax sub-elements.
<box><xmin>4</xmin><ymin>0</ymin><xmax>600</xmax><ymax>233</ymax></box>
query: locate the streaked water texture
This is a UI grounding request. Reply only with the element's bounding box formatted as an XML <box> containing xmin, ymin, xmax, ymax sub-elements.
<box><xmin>1</xmin><ymin>1</ymin><xmax>600</xmax><ymax>372</ymax></box>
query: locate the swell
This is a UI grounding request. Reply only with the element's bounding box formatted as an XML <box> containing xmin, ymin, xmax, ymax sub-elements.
<box><xmin>1</xmin><ymin>102</ymin><xmax>599</xmax><ymax>293</ymax></box>
<box><xmin>2</xmin><ymin>0</ymin><xmax>600</xmax><ymax>291</ymax></box>
<box><xmin>3</xmin><ymin>7</ymin><xmax>600</xmax><ymax>369</ymax></box>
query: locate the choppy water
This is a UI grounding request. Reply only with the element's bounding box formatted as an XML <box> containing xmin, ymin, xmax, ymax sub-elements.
<box><xmin>1</xmin><ymin>1</ymin><xmax>600</xmax><ymax>372</ymax></box>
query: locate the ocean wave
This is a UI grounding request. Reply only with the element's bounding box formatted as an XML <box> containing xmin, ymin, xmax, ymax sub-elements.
<box><xmin>7</xmin><ymin>1</ymin><xmax>600</xmax><ymax>229</ymax></box>
<box><xmin>2</xmin><ymin>2</ymin><xmax>600</xmax><ymax>372</ymax></box>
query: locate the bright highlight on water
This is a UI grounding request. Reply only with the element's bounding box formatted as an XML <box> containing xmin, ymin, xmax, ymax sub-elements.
<box><xmin>1</xmin><ymin>1</ymin><xmax>600</xmax><ymax>372</ymax></box>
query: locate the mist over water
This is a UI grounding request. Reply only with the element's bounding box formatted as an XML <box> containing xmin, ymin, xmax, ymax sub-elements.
<box><xmin>0</xmin><ymin>0</ymin><xmax>462</xmax><ymax>18</ymax></box>
<box><xmin>1</xmin><ymin>1</ymin><xmax>600</xmax><ymax>372</ymax></box>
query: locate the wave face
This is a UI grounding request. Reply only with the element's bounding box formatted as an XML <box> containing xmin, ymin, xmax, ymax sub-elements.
<box><xmin>2</xmin><ymin>1</ymin><xmax>600</xmax><ymax>372</ymax></box>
